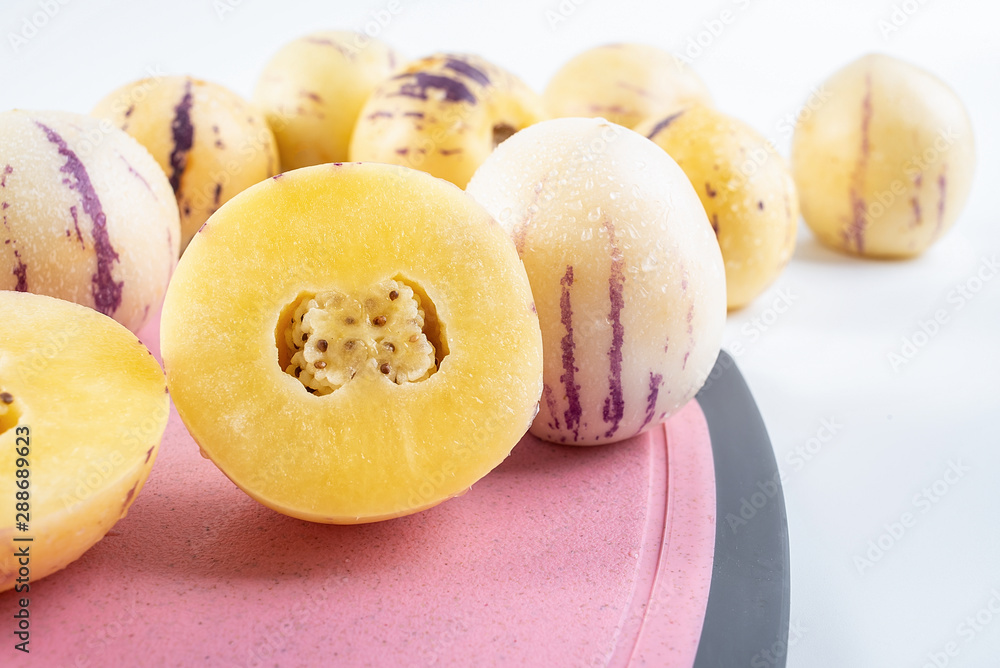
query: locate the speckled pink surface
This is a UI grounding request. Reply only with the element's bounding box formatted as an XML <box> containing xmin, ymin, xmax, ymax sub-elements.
<box><xmin>2</xmin><ymin>311</ymin><xmax>715</xmax><ymax>668</ymax></box>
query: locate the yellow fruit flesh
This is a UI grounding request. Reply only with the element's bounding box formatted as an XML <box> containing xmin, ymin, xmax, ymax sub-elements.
<box><xmin>161</xmin><ymin>163</ymin><xmax>543</xmax><ymax>523</ymax></box>
<box><xmin>0</xmin><ymin>291</ymin><xmax>167</xmax><ymax>591</ymax></box>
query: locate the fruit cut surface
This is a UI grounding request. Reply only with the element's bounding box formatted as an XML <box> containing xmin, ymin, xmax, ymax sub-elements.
<box><xmin>161</xmin><ymin>163</ymin><xmax>543</xmax><ymax>523</ymax></box>
<box><xmin>0</xmin><ymin>291</ymin><xmax>167</xmax><ymax>591</ymax></box>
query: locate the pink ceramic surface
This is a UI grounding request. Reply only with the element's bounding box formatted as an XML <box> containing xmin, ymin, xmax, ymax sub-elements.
<box><xmin>3</xmin><ymin>310</ymin><xmax>716</xmax><ymax>667</ymax></box>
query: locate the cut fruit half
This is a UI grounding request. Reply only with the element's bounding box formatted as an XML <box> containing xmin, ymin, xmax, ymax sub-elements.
<box><xmin>160</xmin><ymin>163</ymin><xmax>543</xmax><ymax>524</ymax></box>
<box><xmin>0</xmin><ymin>291</ymin><xmax>168</xmax><ymax>591</ymax></box>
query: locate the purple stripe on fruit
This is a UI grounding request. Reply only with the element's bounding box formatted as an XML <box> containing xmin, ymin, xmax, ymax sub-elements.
<box><xmin>35</xmin><ymin>121</ymin><xmax>123</xmax><ymax>316</ymax></box>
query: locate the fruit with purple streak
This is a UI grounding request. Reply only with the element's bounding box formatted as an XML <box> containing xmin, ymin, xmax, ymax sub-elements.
<box><xmin>791</xmin><ymin>54</ymin><xmax>975</xmax><ymax>258</ymax></box>
<box><xmin>161</xmin><ymin>162</ymin><xmax>543</xmax><ymax>523</ymax></box>
<box><xmin>0</xmin><ymin>110</ymin><xmax>179</xmax><ymax>333</ymax></box>
<box><xmin>349</xmin><ymin>53</ymin><xmax>545</xmax><ymax>188</ymax></box>
<box><xmin>254</xmin><ymin>30</ymin><xmax>400</xmax><ymax>170</ymax></box>
<box><xmin>0</xmin><ymin>291</ymin><xmax>168</xmax><ymax>592</ymax></box>
<box><xmin>637</xmin><ymin>106</ymin><xmax>799</xmax><ymax>310</ymax></box>
<box><xmin>92</xmin><ymin>75</ymin><xmax>278</xmax><ymax>252</ymax></box>
<box><xmin>467</xmin><ymin>117</ymin><xmax>726</xmax><ymax>445</ymax></box>
<box><xmin>543</xmin><ymin>44</ymin><xmax>712</xmax><ymax>130</ymax></box>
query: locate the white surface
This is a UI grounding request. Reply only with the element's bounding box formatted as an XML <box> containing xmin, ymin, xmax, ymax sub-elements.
<box><xmin>1</xmin><ymin>1</ymin><xmax>998</xmax><ymax>665</ymax></box>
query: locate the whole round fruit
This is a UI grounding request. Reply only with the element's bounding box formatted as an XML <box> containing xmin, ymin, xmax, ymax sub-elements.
<box><xmin>0</xmin><ymin>109</ymin><xmax>180</xmax><ymax>332</ymax></box>
<box><xmin>254</xmin><ymin>30</ymin><xmax>400</xmax><ymax>170</ymax></box>
<box><xmin>467</xmin><ymin>117</ymin><xmax>726</xmax><ymax>446</ymax></box>
<box><xmin>349</xmin><ymin>53</ymin><xmax>545</xmax><ymax>187</ymax></box>
<box><xmin>161</xmin><ymin>162</ymin><xmax>543</xmax><ymax>523</ymax></box>
<box><xmin>92</xmin><ymin>75</ymin><xmax>279</xmax><ymax>252</ymax></box>
<box><xmin>792</xmin><ymin>53</ymin><xmax>975</xmax><ymax>257</ymax></box>
<box><xmin>543</xmin><ymin>43</ymin><xmax>712</xmax><ymax>129</ymax></box>
<box><xmin>638</xmin><ymin>106</ymin><xmax>799</xmax><ymax>309</ymax></box>
<box><xmin>1</xmin><ymin>290</ymin><xmax>168</xmax><ymax>591</ymax></box>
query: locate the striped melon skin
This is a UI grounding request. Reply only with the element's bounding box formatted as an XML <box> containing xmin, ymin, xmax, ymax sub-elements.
<box><xmin>254</xmin><ymin>31</ymin><xmax>400</xmax><ymax>171</ymax></box>
<box><xmin>0</xmin><ymin>291</ymin><xmax>168</xmax><ymax>591</ymax></box>
<box><xmin>349</xmin><ymin>53</ymin><xmax>545</xmax><ymax>188</ymax></box>
<box><xmin>0</xmin><ymin>110</ymin><xmax>180</xmax><ymax>333</ymax></box>
<box><xmin>791</xmin><ymin>54</ymin><xmax>975</xmax><ymax>258</ymax></box>
<box><xmin>637</xmin><ymin>105</ymin><xmax>799</xmax><ymax>310</ymax></box>
<box><xmin>467</xmin><ymin>118</ymin><xmax>726</xmax><ymax>445</ymax></box>
<box><xmin>93</xmin><ymin>75</ymin><xmax>279</xmax><ymax>252</ymax></box>
<box><xmin>161</xmin><ymin>163</ymin><xmax>543</xmax><ymax>523</ymax></box>
<box><xmin>543</xmin><ymin>44</ymin><xmax>712</xmax><ymax>130</ymax></box>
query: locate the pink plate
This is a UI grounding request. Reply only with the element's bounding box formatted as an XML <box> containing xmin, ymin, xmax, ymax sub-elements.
<box><xmin>2</xmin><ymin>311</ymin><xmax>716</xmax><ymax>667</ymax></box>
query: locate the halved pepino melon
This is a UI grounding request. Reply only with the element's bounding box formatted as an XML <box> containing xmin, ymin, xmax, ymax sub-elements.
<box><xmin>160</xmin><ymin>163</ymin><xmax>543</xmax><ymax>524</ymax></box>
<box><xmin>0</xmin><ymin>291</ymin><xmax>168</xmax><ymax>591</ymax></box>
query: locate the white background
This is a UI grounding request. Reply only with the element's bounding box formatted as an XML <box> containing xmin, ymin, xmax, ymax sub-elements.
<box><xmin>1</xmin><ymin>0</ymin><xmax>998</xmax><ymax>665</ymax></box>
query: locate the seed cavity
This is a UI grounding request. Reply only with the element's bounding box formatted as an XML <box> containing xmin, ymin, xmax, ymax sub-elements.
<box><xmin>279</xmin><ymin>279</ymin><xmax>440</xmax><ymax>396</ymax></box>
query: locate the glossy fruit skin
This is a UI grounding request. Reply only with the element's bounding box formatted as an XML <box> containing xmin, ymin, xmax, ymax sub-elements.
<box><xmin>792</xmin><ymin>53</ymin><xmax>975</xmax><ymax>258</ymax></box>
<box><xmin>93</xmin><ymin>75</ymin><xmax>278</xmax><ymax>252</ymax></box>
<box><xmin>638</xmin><ymin>106</ymin><xmax>799</xmax><ymax>310</ymax></box>
<box><xmin>254</xmin><ymin>30</ymin><xmax>400</xmax><ymax>170</ymax></box>
<box><xmin>0</xmin><ymin>109</ymin><xmax>180</xmax><ymax>333</ymax></box>
<box><xmin>543</xmin><ymin>43</ymin><xmax>712</xmax><ymax>130</ymax></box>
<box><xmin>349</xmin><ymin>53</ymin><xmax>545</xmax><ymax>188</ymax></box>
<box><xmin>0</xmin><ymin>291</ymin><xmax>168</xmax><ymax>591</ymax></box>
<box><xmin>467</xmin><ymin>118</ymin><xmax>726</xmax><ymax>446</ymax></box>
<box><xmin>161</xmin><ymin>162</ymin><xmax>543</xmax><ymax>524</ymax></box>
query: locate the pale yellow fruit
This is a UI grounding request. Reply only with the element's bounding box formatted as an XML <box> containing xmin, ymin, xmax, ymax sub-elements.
<box><xmin>93</xmin><ymin>75</ymin><xmax>278</xmax><ymax>252</ymax></box>
<box><xmin>254</xmin><ymin>30</ymin><xmax>400</xmax><ymax>170</ymax></box>
<box><xmin>467</xmin><ymin>118</ymin><xmax>726</xmax><ymax>446</ymax></box>
<box><xmin>638</xmin><ymin>106</ymin><xmax>799</xmax><ymax>310</ymax></box>
<box><xmin>1</xmin><ymin>291</ymin><xmax>167</xmax><ymax>591</ymax></box>
<box><xmin>0</xmin><ymin>109</ymin><xmax>180</xmax><ymax>333</ymax></box>
<box><xmin>544</xmin><ymin>43</ymin><xmax>712</xmax><ymax>130</ymax></box>
<box><xmin>792</xmin><ymin>53</ymin><xmax>975</xmax><ymax>257</ymax></box>
<box><xmin>349</xmin><ymin>53</ymin><xmax>545</xmax><ymax>188</ymax></box>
